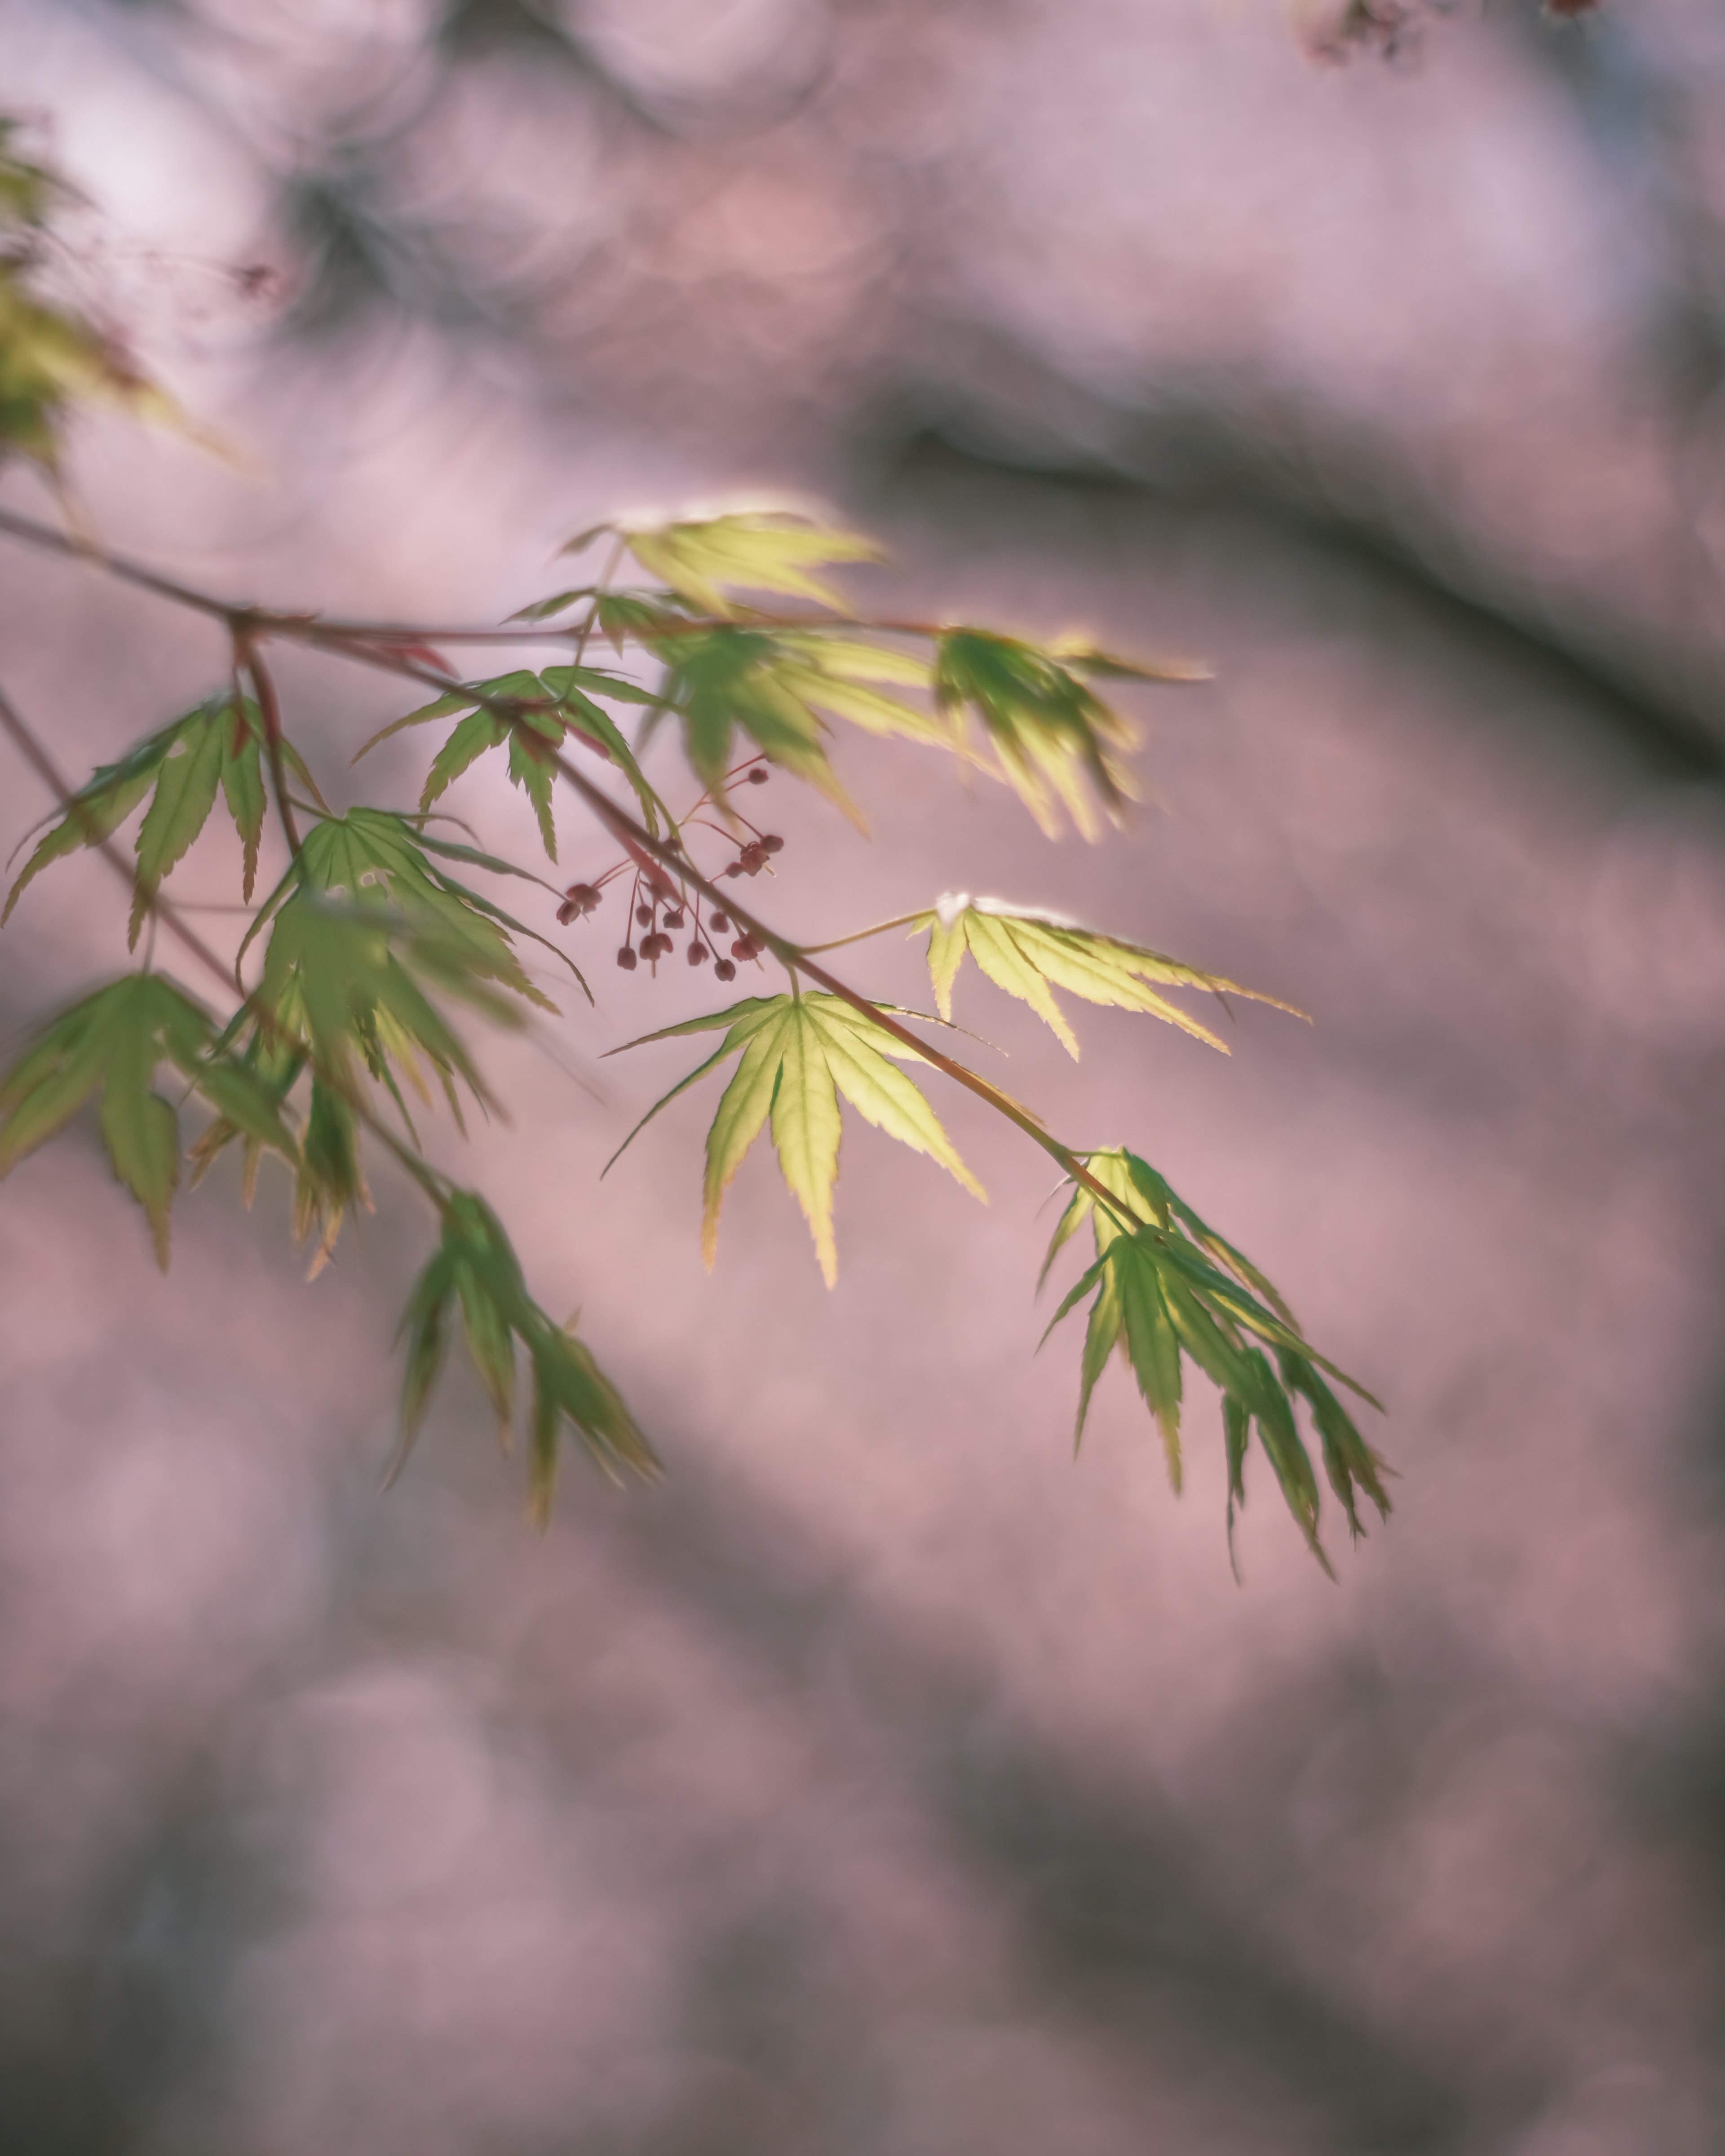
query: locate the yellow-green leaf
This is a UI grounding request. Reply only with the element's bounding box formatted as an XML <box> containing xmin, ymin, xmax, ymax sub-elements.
<box><xmin>620</xmin><ymin>510</ymin><xmax>882</xmax><ymax>617</ymax></box>
<box><xmin>912</xmin><ymin>894</ymin><xmax>1300</xmax><ymax>1060</ymax></box>
<box><xmin>613</xmin><ymin>992</ymin><xmax>984</xmax><ymax>1285</ymax></box>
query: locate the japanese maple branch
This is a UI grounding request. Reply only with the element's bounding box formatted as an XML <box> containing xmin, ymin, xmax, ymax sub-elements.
<box><xmin>0</xmin><ymin>512</ymin><xmax>1140</xmax><ymax>1225</ymax></box>
<box><xmin>0</xmin><ymin>506</ymin><xmax>953</xmax><ymax>649</ymax></box>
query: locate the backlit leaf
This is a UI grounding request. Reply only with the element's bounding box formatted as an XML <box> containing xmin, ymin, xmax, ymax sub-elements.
<box><xmin>933</xmin><ymin>630</ymin><xmax>1150</xmax><ymax>839</ymax></box>
<box><xmin>652</xmin><ymin>628</ymin><xmax>868</xmax><ymax>826</ymax></box>
<box><xmin>1039</xmin><ymin>1147</ymin><xmax>1385</xmax><ymax>1566</ymax></box>
<box><xmin>614</xmin><ymin>510</ymin><xmax>882</xmax><ymax>617</ymax></box>
<box><xmin>912</xmin><ymin>893</ymin><xmax>1299</xmax><ymax>1059</ymax></box>
<box><xmin>610</xmin><ymin>991</ymin><xmax>984</xmax><ymax>1286</ymax></box>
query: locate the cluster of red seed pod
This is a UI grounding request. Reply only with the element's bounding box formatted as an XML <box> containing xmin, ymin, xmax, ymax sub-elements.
<box><xmin>553</xmin><ymin>757</ymin><xmax>785</xmax><ymax>986</ymax></box>
<box><xmin>722</xmin><ymin>833</ymin><xmax>784</xmax><ymax>879</ymax></box>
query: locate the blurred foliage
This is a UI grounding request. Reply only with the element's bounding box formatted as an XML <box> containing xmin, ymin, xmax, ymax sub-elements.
<box><xmin>0</xmin><ymin>119</ymin><xmax>178</xmax><ymax>473</ymax></box>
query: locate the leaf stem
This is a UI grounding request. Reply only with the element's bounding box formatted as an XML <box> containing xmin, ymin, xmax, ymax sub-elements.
<box><xmin>234</xmin><ymin>629</ymin><xmax>303</xmax><ymax>865</ymax></box>
<box><xmin>799</xmin><ymin>911</ymin><xmax>929</xmax><ymax>953</ymax></box>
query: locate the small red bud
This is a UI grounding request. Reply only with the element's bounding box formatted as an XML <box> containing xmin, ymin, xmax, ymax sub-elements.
<box><xmin>714</xmin><ymin>958</ymin><xmax>737</xmax><ymax>982</ymax></box>
<box><xmin>616</xmin><ymin>946</ymin><xmax>637</xmax><ymax>970</ymax></box>
<box><xmin>636</xmin><ymin>903</ymin><xmax>654</xmax><ymax>926</ymax></box>
<box><xmin>663</xmin><ymin>908</ymin><xmax>684</xmax><ymax>929</ymax></box>
<box><xmin>723</xmin><ymin>862</ymin><xmax>743</xmax><ymax>878</ymax></box>
<box><xmin>710</xmin><ymin>910</ymin><xmax>730</xmax><ymax>933</ymax></box>
<box><xmin>557</xmin><ymin>899</ymin><xmax>579</xmax><ymax>924</ymax></box>
<box><xmin>748</xmin><ymin>766</ymin><xmax>769</xmax><ymax>785</ymax></box>
<box><xmin>687</xmin><ymin>940</ymin><xmax>708</xmax><ymax>965</ymax></box>
<box><xmin>760</xmin><ymin>834</ymin><xmax>784</xmax><ymax>854</ymax></box>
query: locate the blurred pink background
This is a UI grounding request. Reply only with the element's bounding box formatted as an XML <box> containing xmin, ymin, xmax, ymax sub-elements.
<box><xmin>4</xmin><ymin>2</ymin><xmax>1725</xmax><ymax>2151</ymax></box>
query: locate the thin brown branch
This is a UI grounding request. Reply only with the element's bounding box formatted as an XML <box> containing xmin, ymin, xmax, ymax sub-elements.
<box><xmin>0</xmin><ymin>506</ymin><xmax>949</xmax><ymax>649</ymax></box>
<box><xmin>0</xmin><ymin>505</ymin><xmax>239</xmax><ymax>623</ymax></box>
<box><xmin>235</xmin><ymin>631</ymin><xmax>302</xmax><ymax>862</ymax></box>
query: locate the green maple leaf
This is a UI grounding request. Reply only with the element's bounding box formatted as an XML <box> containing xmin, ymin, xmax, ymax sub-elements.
<box><xmin>352</xmin><ymin>667</ymin><xmax>663</xmax><ymax>846</ymax></box>
<box><xmin>222</xmin><ymin>811</ymin><xmax>569</xmax><ymax>1262</ymax></box>
<box><xmin>607</xmin><ymin>992</ymin><xmax>985</xmax><ymax>1287</ymax></box>
<box><xmin>241</xmin><ymin>807</ymin><xmax>577</xmax><ymax>1019</ymax></box>
<box><xmin>650</xmin><ymin>627</ymin><xmax>943</xmax><ymax>826</ymax></box>
<box><xmin>913</xmin><ymin>893</ymin><xmax>1299</xmax><ymax>1058</ymax></box>
<box><xmin>394</xmin><ymin>1189</ymin><xmax>657</xmax><ymax>1520</ymax></box>
<box><xmin>3</xmin><ymin>692</ymin><xmax>313</xmax><ymax>937</ymax></box>
<box><xmin>933</xmin><ymin>630</ymin><xmax>1150</xmax><ymax>840</ymax></box>
<box><xmin>582</xmin><ymin>510</ymin><xmax>882</xmax><ymax>618</ymax></box>
<box><xmin>591</xmin><ymin>591</ymin><xmax>695</xmax><ymax>653</ymax></box>
<box><xmin>0</xmin><ymin>972</ymin><xmax>297</xmax><ymax>1267</ymax></box>
<box><xmin>1040</xmin><ymin>1148</ymin><xmax>1387</xmax><ymax>1569</ymax></box>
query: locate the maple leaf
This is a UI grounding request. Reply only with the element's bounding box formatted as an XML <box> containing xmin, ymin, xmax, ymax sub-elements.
<box><xmin>575</xmin><ymin>509</ymin><xmax>882</xmax><ymax>618</ymax></box>
<box><xmin>913</xmin><ymin>893</ymin><xmax>1300</xmax><ymax>1058</ymax></box>
<box><xmin>353</xmin><ymin>667</ymin><xmax>663</xmax><ymax>847</ymax></box>
<box><xmin>606</xmin><ymin>992</ymin><xmax>985</xmax><ymax>1287</ymax></box>
<box><xmin>647</xmin><ymin>627</ymin><xmax>864</xmax><ymax>828</ymax></box>
<box><xmin>393</xmin><ymin>1188</ymin><xmax>657</xmax><ymax>1520</ymax></box>
<box><xmin>0</xmin><ymin>124</ymin><xmax>187</xmax><ymax>471</ymax></box>
<box><xmin>0</xmin><ymin>972</ymin><xmax>297</xmax><ymax>1266</ymax></box>
<box><xmin>1040</xmin><ymin>1148</ymin><xmax>1386</xmax><ymax>1568</ymax></box>
<box><xmin>4</xmin><ymin>692</ymin><xmax>316</xmax><ymax>937</ymax></box>
<box><xmin>933</xmin><ymin>630</ymin><xmax>1149</xmax><ymax>840</ymax></box>
<box><xmin>241</xmin><ymin>807</ymin><xmax>577</xmax><ymax>1019</ymax></box>
<box><xmin>223</xmin><ymin>812</ymin><xmax>571</xmax><ymax>1261</ymax></box>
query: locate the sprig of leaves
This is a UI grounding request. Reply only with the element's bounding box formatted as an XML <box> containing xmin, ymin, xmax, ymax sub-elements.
<box><xmin>607</xmin><ymin>991</ymin><xmax>985</xmax><ymax>1286</ymax></box>
<box><xmin>4</xmin><ymin>691</ymin><xmax>318</xmax><ymax>939</ymax></box>
<box><xmin>0</xmin><ymin>972</ymin><xmax>297</xmax><ymax>1265</ymax></box>
<box><xmin>394</xmin><ymin>1188</ymin><xmax>658</xmax><ymax>1521</ymax></box>
<box><xmin>353</xmin><ymin>666</ymin><xmax>663</xmax><ymax>849</ymax></box>
<box><xmin>1040</xmin><ymin>1148</ymin><xmax>1387</xmax><ymax>1569</ymax></box>
<box><xmin>916</xmin><ymin>892</ymin><xmax>1298</xmax><ymax>1058</ymax></box>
